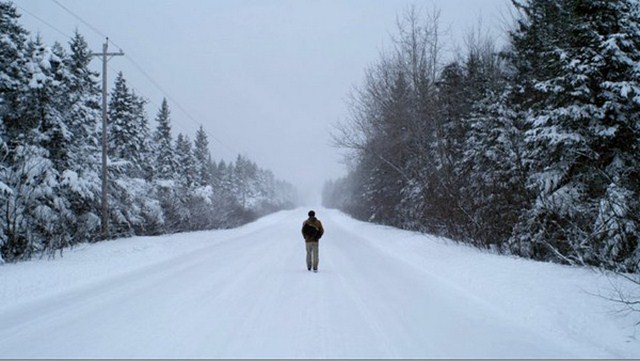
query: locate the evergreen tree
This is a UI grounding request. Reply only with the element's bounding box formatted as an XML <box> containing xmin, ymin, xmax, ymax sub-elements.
<box><xmin>108</xmin><ymin>72</ymin><xmax>152</xmax><ymax>179</ymax></box>
<box><xmin>234</xmin><ymin>154</ymin><xmax>257</xmax><ymax>209</ymax></box>
<box><xmin>64</xmin><ymin>30</ymin><xmax>101</xmax><ymax>172</ymax></box>
<box><xmin>193</xmin><ymin>125</ymin><xmax>211</xmax><ymax>187</ymax></box>
<box><xmin>0</xmin><ymin>1</ymin><xmax>29</xmax><ymax>142</ymax></box>
<box><xmin>508</xmin><ymin>0</ymin><xmax>640</xmax><ymax>269</ymax></box>
<box><xmin>175</xmin><ymin>133</ymin><xmax>196</xmax><ymax>187</ymax></box>
<box><xmin>588</xmin><ymin>0</ymin><xmax>640</xmax><ymax>272</ymax></box>
<box><xmin>153</xmin><ymin>98</ymin><xmax>176</xmax><ymax>180</ymax></box>
<box><xmin>427</xmin><ymin>62</ymin><xmax>470</xmax><ymax>235</ymax></box>
<box><xmin>214</xmin><ymin>159</ymin><xmax>232</xmax><ymax>196</ymax></box>
<box><xmin>35</xmin><ymin>40</ymin><xmax>70</xmax><ymax>171</ymax></box>
<box><xmin>130</xmin><ymin>91</ymin><xmax>153</xmax><ymax>180</ymax></box>
<box><xmin>108</xmin><ymin>72</ymin><xmax>135</xmax><ymax>167</ymax></box>
<box><xmin>462</xmin><ymin>88</ymin><xmax>529</xmax><ymax>249</ymax></box>
<box><xmin>107</xmin><ymin>73</ymin><xmax>158</xmax><ymax>236</ymax></box>
<box><xmin>1</xmin><ymin>30</ymin><xmax>69</xmax><ymax>260</ymax></box>
<box><xmin>55</xmin><ymin>30</ymin><xmax>103</xmax><ymax>244</ymax></box>
<box><xmin>172</xmin><ymin>133</ymin><xmax>197</xmax><ymax>230</ymax></box>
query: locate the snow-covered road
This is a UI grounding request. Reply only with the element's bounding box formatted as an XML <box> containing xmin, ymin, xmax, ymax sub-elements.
<box><xmin>0</xmin><ymin>209</ymin><xmax>638</xmax><ymax>358</ymax></box>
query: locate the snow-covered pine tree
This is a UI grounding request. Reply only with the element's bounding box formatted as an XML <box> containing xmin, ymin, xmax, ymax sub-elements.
<box><xmin>0</xmin><ymin>30</ymin><xmax>73</xmax><ymax>259</ymax></box>
<box><xmin>108</xmin><ymin>72</ymin><xmax>153</xmax><ymax>179</ymax></box>
<box><xmin>193</xmin><ymin>125</ymin><xmax>212</xmax><ymax>187</ymax></box>
<box><xmin>0</xmin><ymin>3</ymin><xmax>37</xmax><ymax>261</ymax></box>
<box><xmin>0</xmin><ymin>0</ymin><xmax>29</xmax><ymax>202</ymax></box>
<box><xmin>508</xmin><ymin>0</ymin><xmax>640</xmax><ymax>269</ymax></box>
<box><xmin>39</xmin><ymin>41</ymin><xmax>72</xmax><ymax>170</ymax></box>
<box><xmin>187</xmin><ymin>126</ymin><xmax>215</xmax><ymax>229</ymax></box>
<box><xmin>108</xmin><ymin>72</ymin><xmax>135</xmax><ymax>171</ymax></box>
<box><xmin>169</xmin><ymin>133</ymin><xmax>195</xmax><ymax>230</ymax></box>
<box><xmin>0</xmin><ymin>143</ymin><xmax>59</xmax><ymax>261</ymax></box>
<box><xmin>453</xmin><ymin>35</ymin><xmax>531</xmax><ymax>250</ymax></box>
<box><xmin>106</xmin><ymin>72</ymin><xmax>137</xmax><ymax>237</ymax></box>
<box><xmin>0</xmin><ymin>1</ymin><xmax>29</xmax><ymax>137</ymax></box>
<box><xmin>585</xmin><ymin>0</ymin><xmax>640</xmax><ymax>271</ymax></box>
<box><xmin>58</xmin><ymin>30</ymin><xmax>103</xmax><ymax>243</ymax></box>
<box><xmin>63</xmin><ymin>30</ymin><xmax>102</xmax><ymax>174</ymax></box>
<box><xmin>107</xmin><ymin>73</ymin><xmax>160</xmax><ymax>237</ymax></box>
<box><xmin>428</xmin><ymin>61</ymin><xmax>472</xmax><ymax>237</ymax></box>
<box><xmin>462</xmin><ymin>88</ymin><xmax>530</xmax><ymax>250</ymax></box>
<box><xmin>233</xmin><ymin>154</ymin><xmax>252</xmax><ymax>210</ymax></box>
<box><xmin>175</xmin><ymin>133</ymin><xmax>196</xmax><ymax>188</ymax></box>
<box><xmin>209</xmin><ymin>159</ymin><xmax>238</xmax><ymax>227</ymax></box>
<box><xmin>153</xmin><ymin>98</ymin><xmax>176</xmax><ymax>180</ymax></box>
<box><xmin>212</xmin><ymin>159</ymin><xmax>226</xmax><ymax>186</ymax></box>
<box><xmin>130</xmin><ymin>91</ymin><xmax>153</xmax><ymax>180</ymax></box>
<box><xmin>150</xmin><ymin>97</ymin><xmax>178</xmax><ymax>233</ymax></box>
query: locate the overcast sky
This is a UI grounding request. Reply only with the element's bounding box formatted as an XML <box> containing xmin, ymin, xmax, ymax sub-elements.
<box><xmin>15</xmin><ymin>0</ymin><xmax>511</xmax><ymax>204</ymax></box>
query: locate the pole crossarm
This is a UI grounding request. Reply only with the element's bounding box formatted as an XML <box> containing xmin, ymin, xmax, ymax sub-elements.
<box><xmin>90</xmin><ymin>51</ymin><xmax>125</xmax><ymax>57</ymax></box>
<box><xmin>90</xmin><ymin>37</ymin><xmax>124</xmax><ymax>240</ymax></box>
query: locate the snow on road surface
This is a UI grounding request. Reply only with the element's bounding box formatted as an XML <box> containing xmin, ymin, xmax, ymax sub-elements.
<box><xmin>0</xmin><ymin>208</ymin><xmax>638</xmax><ymax>358</ymax></box>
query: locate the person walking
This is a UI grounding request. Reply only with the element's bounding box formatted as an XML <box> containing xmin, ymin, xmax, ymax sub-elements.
<box><xmin>301</xmin><ymin>210</ymin><xmax>324</xmax><ymax>273</ymax></box>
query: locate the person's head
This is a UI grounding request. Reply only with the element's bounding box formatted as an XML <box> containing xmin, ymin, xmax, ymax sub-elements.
<box><xmin>308</xmin><ymin>210</ymin><xmax>315</xmax><ymax>218</ymax></box>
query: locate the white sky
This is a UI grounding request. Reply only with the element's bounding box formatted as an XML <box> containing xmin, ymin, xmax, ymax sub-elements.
<box><xmin>14</xmin><ymin>0</ymin><xmax>511</xmax><ymax>204</ymax></box>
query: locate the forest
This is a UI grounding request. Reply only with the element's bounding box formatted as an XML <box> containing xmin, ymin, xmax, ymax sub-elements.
<box><xmin>325</xmin><ymin>0</ymin><xmax>640</xmax><ymax>273</ymax></box>
<box><xmin>0</xmin><ymin>2</ymin><xmax>297</xmax><ymax>262</ymax></box>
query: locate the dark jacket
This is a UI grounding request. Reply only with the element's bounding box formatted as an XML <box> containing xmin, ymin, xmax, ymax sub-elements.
<box><xmin>302</xmin><ymin>217</ymin><xmax>324</xmax><ymax>242</ymax></box>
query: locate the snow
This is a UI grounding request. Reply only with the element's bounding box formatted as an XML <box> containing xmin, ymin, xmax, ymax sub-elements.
<box><xmin>0</xmin><ymin>208</ymin><xmax>638</xmax><ymax>358</ymax></box>
<box><xmin>0</xmin><ymin>181</ymin><xmax>12</xmax><ymax>196</ymax></box>
<box><xmin>193</xmin><ymin>185</ymin><xmax>214</xmax><ymax>203</ymax></box>
<box><xmin>60</xmin><ymin>169</ymin><xmax>99</xmax><ymax>201</ymax></box>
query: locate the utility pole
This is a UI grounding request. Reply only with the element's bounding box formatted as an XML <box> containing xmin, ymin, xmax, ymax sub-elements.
<box><xmin>91</xmin><ymin>38</ymin><xmax>124</xmax><ymax>240</ymax></box>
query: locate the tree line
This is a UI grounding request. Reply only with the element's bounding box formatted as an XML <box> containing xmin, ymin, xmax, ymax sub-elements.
<box><xmin>0</xmin><ymin>2</ymin><xmax>297</xmax><ymax>262</ymax></box>
<box><xmin>325</xmin><ymin>0</ymin><xmax>640</xmax><ymax>273</ymax></box>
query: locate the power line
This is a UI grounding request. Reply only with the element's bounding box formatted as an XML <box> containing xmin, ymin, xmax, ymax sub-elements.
<box><xmin>104</xmin><ymin>66</ymin><xmax>195</xmax><ymax>138</ymax></box>
<box><xmin>50</xmin><ymin>0</ymin><xmax>109</xmax><ymax>40</ymax></box>
<box><xmin>103</xmin><ymin>59</ymin><xmax>234</xmax><ymax>155</ymax></box>
<box><xmin>121</xmin><ymin>56</ymin><xmax>238</xmax><ymax>155</ymax></box>
<box><xmin>16</xmin><ymin>4</ymin><xmax>72</xmax><ymax>39</ymax></box>
<box><xmin>22</xmin><ymin>0</ymin><xmax>241</xmax><ymax>160</ymax></box>
<box><xmin>16</xmin><ymin>4</ymin><xmax>174</xmax><ymax>136</ymax></box>
<box><xmin>48</xmin><ymin>0</ymin><xmax>241</xmax><ymax>157</ymax></box>
<box><xmin>21</xmin><ymin>4</ymin><xmax>196</xmax><ymax>148</ymax></box>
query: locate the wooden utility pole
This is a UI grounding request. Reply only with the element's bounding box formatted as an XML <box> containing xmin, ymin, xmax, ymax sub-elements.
<box><xmin>91</xmin><ymin>38</ymin><xmax>124</xmax><ymax>240</ymax></box>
